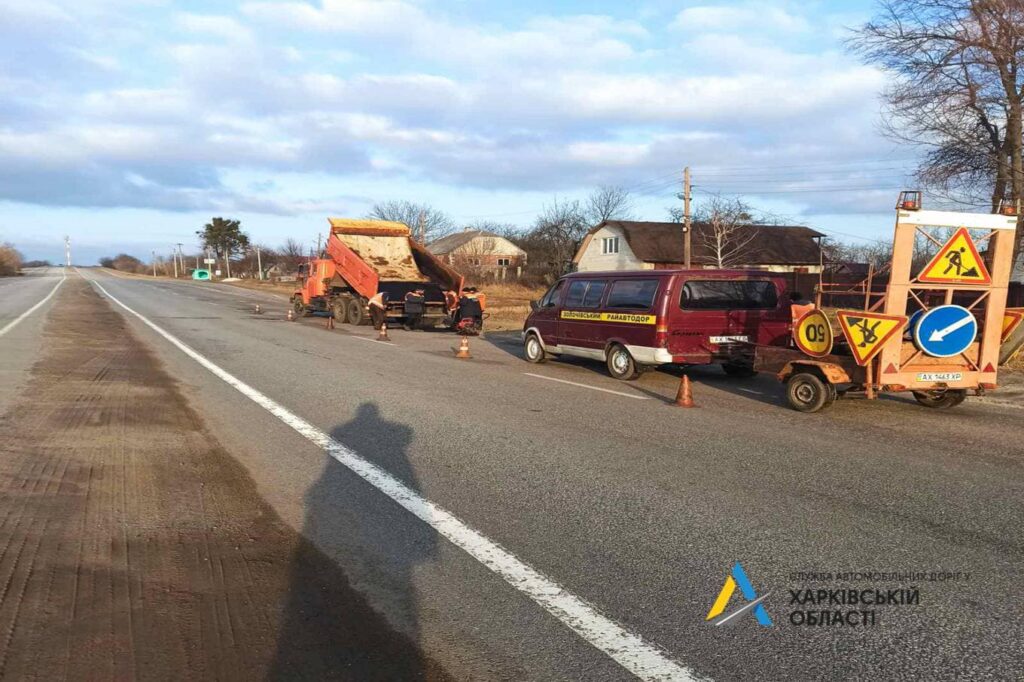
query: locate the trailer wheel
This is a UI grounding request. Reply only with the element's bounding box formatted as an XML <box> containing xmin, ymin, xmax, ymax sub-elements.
<box><xmin>913</xmin><ymin>389</ymin><xmax>967</xmax><ymax>409</ymax></box>
<box><xmin>786</xmin><ymin>372</ymin><xmax>834</xmax><ymax>413</ymax></box>
<box><xmin>524</xmin><ymin>333</ymin><xmax>546</xmax><ymax>364</ymax></box>
<box><xmin>606</xmin><ymin>344</ymin><xmax>640</xmax><ymax>381</ymax></box>
<box><xmin>346</xmin><ymin>298</ymin><xmax>368</xmax><ymax>326</ymax></box>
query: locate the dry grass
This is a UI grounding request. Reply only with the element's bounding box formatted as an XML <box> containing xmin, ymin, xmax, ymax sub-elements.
<box><xmin>482</xmin><ymin>283</ymin><xmax>545</xmax><ymax>331</ymax></box>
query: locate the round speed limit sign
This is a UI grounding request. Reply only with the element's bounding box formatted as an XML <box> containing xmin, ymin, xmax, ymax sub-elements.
<box><xmin>794</xmin><ymin>309</ymin><xmax>833</xmax><ymax>357</ymax></box>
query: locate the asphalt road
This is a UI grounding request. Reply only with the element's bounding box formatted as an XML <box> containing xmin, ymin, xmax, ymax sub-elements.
<box><xmin>5</xmin><ymin>267</ymin><xmax>1023</xmax><ymax>680</ymax></box>
<box><xmin>0</xmin><ymin>267</ymin><xmax>65</xmax><ymax>414</ymax></box>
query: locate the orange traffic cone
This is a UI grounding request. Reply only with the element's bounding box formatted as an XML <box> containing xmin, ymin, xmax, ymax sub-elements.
<box><xmin>286</xmin><ymin>308</ymin><xmax>295</xmax><ymax>321</ymax></box>
<box><xmin>378</xmin><ymin>321</ymin><xmax>390</xmax><ymax>342</ymax></box>
<box><xmin>673</xmin><ymin>374</ymin><xmax>695</xmax><ymax>408</ymax></box>
<box><xmin>454</xmin><ymin>335</ymin><xmax>471</xmax><ymax>359</ymax></box>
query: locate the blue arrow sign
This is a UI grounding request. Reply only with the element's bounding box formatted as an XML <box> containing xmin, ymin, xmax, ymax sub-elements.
<box><xmin>913</xmin><ymin>305</ymin><xmax>978</xmax><ymax>358</ymax></box>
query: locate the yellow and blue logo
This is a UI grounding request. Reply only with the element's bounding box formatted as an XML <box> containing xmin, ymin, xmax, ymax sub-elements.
<box><xmin>706</xmin><ymin>562</ymin><xmax>772</xmax><ymax>627</ymax></box>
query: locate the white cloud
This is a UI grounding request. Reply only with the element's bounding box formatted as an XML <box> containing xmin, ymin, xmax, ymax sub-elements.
<box><xmin>671</xmin><ymin>3</ymin><xmax>810</xmax><ymax>34</ymax></box>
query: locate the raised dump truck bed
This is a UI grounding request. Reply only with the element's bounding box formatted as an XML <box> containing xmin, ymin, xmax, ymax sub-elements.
<box><xmin>292</xmin><ymin>218</ymin><xmax>475</xmax><ymax>330</ymax></box>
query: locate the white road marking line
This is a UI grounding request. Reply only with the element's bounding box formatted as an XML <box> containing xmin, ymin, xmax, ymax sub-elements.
<box><xmin>90</xmin><ymin>280</ymin><xmax>697</xmax><ymax>682</ymax></box>
<box><xmin>738</xmin><ymin>388</ymin><xmax>763</xmax><ymax>395</ymax></box>
<box><xmin>348</xmin><ymin>335</ymin><xmax>395</xmax><ymax>346</ymax></box>
<box><xmin>524</xmin><ymin>373</ymin><xmax>650</xmax><ymax>400</ymax></box>
<box><xmin>0</xmin><ymin>276</ymin><xmax>65</xmax><ymax>338</ymax></box>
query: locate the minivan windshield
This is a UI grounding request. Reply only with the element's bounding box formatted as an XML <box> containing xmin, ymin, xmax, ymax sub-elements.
<box><xmin>680</xmin><ymin>280</ymin><xmax>778</xmax><ymax>310</ymax></box>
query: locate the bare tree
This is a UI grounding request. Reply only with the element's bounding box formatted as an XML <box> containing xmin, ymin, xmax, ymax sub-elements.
<box><xmin>279</xmin><ymin>237</ymin><xmax>306</xmax><ymax>271</ymax></box>
<box><xmin>512</xmin><ymin>198</ymin><xmax>590</xmax><ymax>281</ymax></box>
<box><xmin>848</xmin><ymin>0</ymin><xmax>1024</xmax><ymax>256</ymax></box>
<box><xmin>367</xmin><ymin>200</ymin><xmax>455</xmax><ymax>243</ymax></box>
<box><xmin>585</xmin><ymin>185</ymin><xmax>634</xmax><ymax>225</ymax></box>
<box><xmin>694</xmin><ymin>195</ymin><xmax>760</xmax><ymax>268</ymax></box>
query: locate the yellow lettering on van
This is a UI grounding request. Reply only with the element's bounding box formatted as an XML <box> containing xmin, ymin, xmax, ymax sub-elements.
<box><xmin>559</xmin><ymin>311</ymin><xmax>656</xmax><ymax>325</ymax></box>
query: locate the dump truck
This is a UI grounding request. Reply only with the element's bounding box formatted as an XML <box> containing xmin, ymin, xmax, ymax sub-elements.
<box><xmin>291</xmin><ymin>218</ymin><xmax>485</xmax><ymax>332</ymax></box>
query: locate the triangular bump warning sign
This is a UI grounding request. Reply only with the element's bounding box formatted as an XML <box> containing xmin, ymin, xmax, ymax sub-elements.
<box><xmin>917</xmin><ymin>227</ymin><xmax>991</xmax><ymax>285</ymax></box>
<box><xmin>836</xmin><ymin>310</ymin><xmax>908</xmax><ymax>366</ymax></box>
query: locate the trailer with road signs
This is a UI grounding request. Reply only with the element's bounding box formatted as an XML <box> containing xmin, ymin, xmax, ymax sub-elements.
<box><xmin>755</xmin><ymin>192</ymin><xmax>1019</xmax><ymax>412</ymax></box>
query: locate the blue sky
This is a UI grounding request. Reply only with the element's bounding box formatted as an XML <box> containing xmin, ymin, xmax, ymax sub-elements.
<box><xmin>1</xmin><ymin>0</ymin><xmax>922</xmax><ymax>264</ymax></box>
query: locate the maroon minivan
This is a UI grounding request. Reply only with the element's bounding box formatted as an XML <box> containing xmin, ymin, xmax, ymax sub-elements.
<box><xmin>522</xmin><ymin>269</ymin><xmax>792</xmax><ymax>380</ymax></box>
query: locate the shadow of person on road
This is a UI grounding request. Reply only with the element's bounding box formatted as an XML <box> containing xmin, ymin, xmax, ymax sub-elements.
<box><xmin>269</xmin><ymin>403</ymin><xmax>449</xmax><ymax>681</ymax></box>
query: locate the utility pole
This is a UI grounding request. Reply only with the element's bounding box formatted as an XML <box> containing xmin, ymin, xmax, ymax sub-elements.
<box><xmin>417</xmin><ymin>211</ymin><xmax>426</xmax><ymax>243</ymax></box>
<box><xmin>172</xmin><ymin>247</ymin><xmax>178</xmax><ymax>278</ymax></box>
<box><xmin>152</xmin><ymin>250</ymin><xmax>157</xmax><ymax>277</ymax></box>
<box><xmin>64</xmin><ymin>236</ymin><xmax>71</xmax><ymax>268</ymax></box>
<box><xmin>225</xmin><ymin>247</ymin><xmax>231</xmax><ymax>278</ymax></box>
<box><xmin>256</xmin><ymin>246</ymin><xmax>263</xmax><ymax>280</ymax></box>
<box><xmin>176</xmin><ymin>243</ymin><xmax>185</xmax><ymax>275</ymax></box>
<box><xmin>683</xmin><ymin>166</ymin><xmax>692</xmax><ymax>270</ymax></box>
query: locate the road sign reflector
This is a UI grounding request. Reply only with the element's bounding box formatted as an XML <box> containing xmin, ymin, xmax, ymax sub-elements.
<box><xmin>983</xmin><ymin>363</ymin><xmax>995</xmax><ymax>373</ymax></box>
<box><xmin>793</xmin><ymin>309</ymin><xmax>833</xmax><ymax>357</ymax></box>
<box><xmin>917</xmin><ymin>227</ymin><xmax>991</xmax><ymax>285</ymax></box>
<box><xmin>836</xmin><ymin>311</ymin><xmax>908</xmax><ymax>365</ymax></box>
<box><xmin>1002</xmin><ymin>310</ymin><xmax>1024</xmax><ymax>342</ymax></box>
<box><xmin>884</xmin><ymin>363</ymin><xmax>897</xmax><ymax>374</ymax></box>
<box><xmin>913</xmin><ymin>305</ymin><xmax>977</xmax><ymax>358</ymax></box>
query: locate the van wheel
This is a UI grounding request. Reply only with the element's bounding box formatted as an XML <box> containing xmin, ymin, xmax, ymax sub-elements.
<box><xmin>347</xmin><ymin>298</ymin><xmax>367</xmax><ymax>326</ymax></box>
<box><xmin>524</xmin><ymin>333</ymin><xmax>546</xmax><ymax>363</ymax></box>
<box><xmin>606</xmin><ymin>344</ymin><xmax>640</xmax><ymax>381</ymax></box>
<box><xmin>786</xmin><ymin>372</ymin><xmax>834</xmax><ymax>413</ymax></box>
<box><xmin>913</xmin><ymin>389</ymin><xmax>967</xmax><ymax>409</ymax></box>
<box><xmin>722</xmin><ymin>361</ymin><xmax>756</xmax><ymax>378</ymax></box>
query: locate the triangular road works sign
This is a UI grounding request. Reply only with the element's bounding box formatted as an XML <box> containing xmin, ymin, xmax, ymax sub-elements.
<box><xmin>836</xmin><ymin>311</ymin><xmax>908</xmax><ymax>366</ymax></box>
<box><xmin>917</xmin><ymin>227</ymin><xmax>991</xmax><ymax>285</ymax></box>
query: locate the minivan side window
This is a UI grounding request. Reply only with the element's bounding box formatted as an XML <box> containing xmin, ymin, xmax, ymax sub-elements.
<box><xmin>581</xmin><ymin>280</ymin><xmax>607</xmax><ymax>308</ymax></box>
<box><xmin>680</xmin><ymin>280</ymin><xmax>778</xmax><ymax>310</ymax></box>
<box><xmin>605</xmin><ymin>279</ymin><xmax>659</xmax><ymax>310</ymax></box>
<box><xmin>564</xmin><ymin>280</ymin><xmax>589</xmax><ymax>307</ymax></box>
<box><xmin>541</xmin><ymin>280</ymin><xmax>565</xmax><ymax>307</ymax></box>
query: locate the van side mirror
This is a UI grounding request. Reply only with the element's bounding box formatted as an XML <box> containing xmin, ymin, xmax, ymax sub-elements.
<box><xmin>530</xmin><ymin>300</ymin><xmax>539</xmax><ymax>311</ymax></box>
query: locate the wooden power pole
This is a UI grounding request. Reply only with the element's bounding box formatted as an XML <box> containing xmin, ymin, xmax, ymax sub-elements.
<box><xmin>683</xmin><ymin>167</ymin><xmax>692</xmax><ymax>269</ymax></box>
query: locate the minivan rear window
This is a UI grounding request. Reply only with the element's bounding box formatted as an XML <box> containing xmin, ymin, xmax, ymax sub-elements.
<box><xmin>606</xmin><ymin>279</ymin><xmax>659</xmax><ymax>310</ymax></box>
<box><xmin>680</xmin><ymin>280</ymin><xmax>778</xmax><ymax>310</ymax></box>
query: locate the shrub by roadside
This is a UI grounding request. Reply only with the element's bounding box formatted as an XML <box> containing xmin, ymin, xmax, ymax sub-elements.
<box><xmin>0</xmin><ymin>243</ymin><xmax>23</xmax><ymax>276</ymax></box>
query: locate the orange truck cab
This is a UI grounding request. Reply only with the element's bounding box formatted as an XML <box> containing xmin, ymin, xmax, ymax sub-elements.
<box><xmin>522</xmin><ymin>269</ymin><xmax>793</xmax><ymax>379</ymax></box>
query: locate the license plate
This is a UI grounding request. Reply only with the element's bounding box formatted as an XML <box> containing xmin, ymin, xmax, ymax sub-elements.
<box><xmin>916</xmin><ymin>372</ymin><xmax>963</xmax><ymax>382</ymax></box>
<box><xmin>710</xmin><ymin>335</ymin><xmax>749</xmax><ymax>344</ymax></box>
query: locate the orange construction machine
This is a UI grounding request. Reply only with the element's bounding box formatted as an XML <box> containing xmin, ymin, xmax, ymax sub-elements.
<box><xmin>291</xmin><ymin>218</ymin><xmax>486</xmax><ymax>333</ymax></box>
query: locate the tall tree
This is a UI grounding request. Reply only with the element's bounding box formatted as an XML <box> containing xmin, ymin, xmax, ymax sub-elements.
<box><xmin>278</xmin><ymin>237</ymin><xmax>306</xmax><ymax>271</ymax></box>
<box><xmin>367</xmin><ymin>200</ymin><xmax>455</xmax><ymax>243</ymax></box>
<box><xmin>197</xmin><ymin>217</ymin><xmax>249</xmax><ymax>278</ymax></box>
<box><xmin>694</xmin><ymin>195</ymin><xmax>760</xmax><ymax>268</ymax></box>
<box><xmin>849</xmin><ymin>0</ymin><xmax>1024</xmax><ymax>256</ymax></box>
<box><xmin>585</xmin><ymin>185</ymin><xmax>634</xmax><ymax>225</ymax></box>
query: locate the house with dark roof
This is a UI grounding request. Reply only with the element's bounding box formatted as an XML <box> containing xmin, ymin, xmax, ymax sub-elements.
<box><xmin>428</xmin><ymin>228</ymin><xmax>527</xmax><ymax>278</ymax></box>
<box><xmin>573</xmin><ymin>220</ymin><xmax>824</xmax><ymax>273</ymax></box>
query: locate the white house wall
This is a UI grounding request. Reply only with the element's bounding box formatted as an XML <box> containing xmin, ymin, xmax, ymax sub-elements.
<box><xmin>575</xmin><ymin>225</ymin><xmax>644</xmax><ymax>272</ymax></box>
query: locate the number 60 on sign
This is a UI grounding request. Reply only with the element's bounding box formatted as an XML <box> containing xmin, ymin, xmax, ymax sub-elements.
<box><xmin>794</xmin><ymin>309</ymin><xmax>834</xmax><ymax>357</ymax></box>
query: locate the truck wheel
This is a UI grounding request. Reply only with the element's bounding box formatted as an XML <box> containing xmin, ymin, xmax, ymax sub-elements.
<box><xmin>346</xmin><ymin>298</ymin><xmax>367</xmax><ymax>326</ymax></box>
<box><xmin>524</xmin><ymin>333</ymin><xmax>546</xmax><ymax>364</ymax></box>
<box><xmin>913</xmin><ymin>389</ymin><xmax>967</xmax><ymax>409</ymax></box>
<box><xmin>722</xmin><ymin>361</ymin><xmax>756</xmax><ymax>378</ymax></box>
<box><xmin>291</xmin><ymin>298</ymin><xmax>308</xmax><ymax>318</ymax></box>
<box><xmin>332</xmin><ymin>301</ymin><xmax>348</xmax><ymax>324</ymax></box>
<box><xmin>786</xmin><ymin>372</ymin><xmax>833</xmax><ymax>413</ymax></box>
<box><xmin>606</xmin><ymin>344</ymin><xmax>640</xmax><ymax>381</ymax></box>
